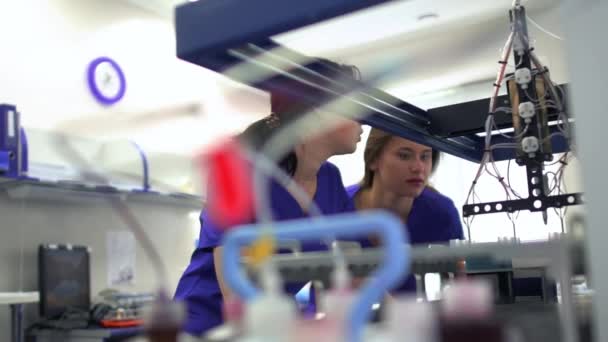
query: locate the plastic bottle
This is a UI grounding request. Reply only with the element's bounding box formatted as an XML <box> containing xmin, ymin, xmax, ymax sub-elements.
<box><xmin>291</xmin><ymin>258</ymin><xmax>355</xmax><ymax>342</ymax></box>
<box><xmin>144</xmin><ymin>289</ymin><xmax>185</xmax><ymax>342</ymax></box>
<box><xmin>440</xmin><ymin>279</ymin><xmax>505</xmax><ymax>342</ymax></box>
<box><xmin>205</xmin><ymin>296</ymin><xmax>245</xmax><ymax>341</ymax></box>
<box><xmin>239</xmin><ymin>262</ymin><xmax>297</xmax><ymax>342</ymax></box>
<box><xmin>381</xmin><ymin>296</ymin><xmax>438</xmax><ymax>342</ymax></box>
<box><xmin>322</xmin><ymin>258</ymin><xmax>357</xmax><ymax>342</ymax></box>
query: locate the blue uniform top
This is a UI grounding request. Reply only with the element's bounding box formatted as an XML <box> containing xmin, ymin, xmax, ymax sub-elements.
<box><xmin>345</xmin><ymin>184</ymin><xmax>464</xmax><ymax>292</ymax></box>
<box><xmin>174</xmin><ymin>162</ymin><xmax>354</xmax><ymax>336</ymax></box>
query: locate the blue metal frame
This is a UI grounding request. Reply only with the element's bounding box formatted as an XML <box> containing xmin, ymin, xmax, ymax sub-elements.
<box><xmin>0</xmin><ymin>151</ymin><xmax>9</xmax><ymax>172</ymax></box>
<box><xmin>175</xmin><ymin>0</ymin><xmax>393</xmax><ymax>66</ymax></box>
<box><xmin>129</xmin><ymin>141</ymin><xmax>150</xmax><ymax>192</ymax></box>
<box><xmin>20</xmin><ymin>128</ymin><xmax>28</xmax><ymax>174</ymax></box>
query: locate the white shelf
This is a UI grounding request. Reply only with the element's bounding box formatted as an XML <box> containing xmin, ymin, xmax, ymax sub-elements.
<box><xmin>0</xmin><ymin>177</ymin><xmax>203</xmax><ymax>208</ymax></box>
<box><xmin>0</xmin><ymin>292</ymin><xmax>39</xmax><ymax>305</ymax></box>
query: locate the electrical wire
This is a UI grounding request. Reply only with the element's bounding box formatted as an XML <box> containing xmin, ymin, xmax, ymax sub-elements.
<box><xmin>490</xmin><ymin>32</ymin><xmax>515</xmax><ymax>113</ymax></box>
<box><xmin>551</xmin><ymin>156</ymin><xmax>569</xmax><ymax>233</ymax></box>
<box><xmin>506</xmin><ymin>158</ymin><xmax>524</xmax><ymax>199</ymax></box>
<box><xmin>556</xmin><ymin>112</ymin><xmax>571</xmax><ymax>138</ymax></box>
<box><xmin>490</xmin><ymin>114</ymin><xmax>530</xmax><ymax>140</ymax></box>
<box><xmin>237</xmin><ymin>146</ymin><xmax>332</xmax><ymax>268</ymax></box>
<box><xmin>464</xmin><ymin>30</ymin><xmax>516</xmax><ymax>220</ymax></box>
<box><xmin>493</xmin><ymin>107</ymin><xmax>513</xmax><ymax>114</ymax></box>
<box><xmin>464</xmin><ymin>6</ymin><xmax>575</xmax><ymax>241</ymax></box>
<box><xmin>242</xmin><ymin>147</ymin><xmax>324</xmax><ymax>221</ymax></box>
<box><xmin>509</xmin><ymin>213</ymin><xmax>518</xmax><ymax>240</ymax></box>
<box><xmin>523</xmin><ymin>87</ymin><xmax>540</xmax><ymax>103</ymax></box>
<box><xmin>527</xmin><ymin>15</ymin><xmax>565</xmax><ymax>41</ymax></box>
<box><xmin>464</xmin><ymin>26</ymin><xmax>531</xmax><ymax>232</ymax></box>
<box><xmin>529</xmin><ymin>52</ymin><xmax>564</xmax><ymax>113</ymax></box>
<box><xmin>464</xmin><ymin>217</ymin><xmax>474</xmax><ymax>241</ymax></box>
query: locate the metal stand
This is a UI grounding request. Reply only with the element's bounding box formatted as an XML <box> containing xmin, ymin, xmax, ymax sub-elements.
<box><xmin>0</xmin><ymin>292</ymin><xmax>39</xmax><ymax>342</ymax></box>
<box><xmin>10</xmin><ymin>304</ymin><xmax>23</xmax><ymax>342</ymax></box>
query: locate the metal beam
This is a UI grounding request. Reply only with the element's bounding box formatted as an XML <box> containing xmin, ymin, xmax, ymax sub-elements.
<box><xmin>175</xmin><ymin>0</ymin><xmax>394</xmax><ymax>66</ymax></box>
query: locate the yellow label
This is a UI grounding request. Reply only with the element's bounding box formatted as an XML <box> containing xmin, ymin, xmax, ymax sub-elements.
<box><xmin>244</xmin><ymin>235</ymin><xmax>275</xmax><ymax>266</ymax></box>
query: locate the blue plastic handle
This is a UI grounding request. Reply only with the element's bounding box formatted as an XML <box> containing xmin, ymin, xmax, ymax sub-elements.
<box><xmin>129</xmin><ymin>140</ymin><xmax>150</xmax><ymax>192</ymax></box>
<box><xmin>221</xmin><ymin>210</ymin><xmax>410</xmax><ymax>342</ymax></box>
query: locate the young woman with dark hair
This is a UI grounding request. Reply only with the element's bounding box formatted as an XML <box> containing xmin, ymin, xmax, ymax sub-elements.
<box><xmin>174</xmin><ymin>60</ymin><xmax>364</xmax><ymax>336</ymax></box>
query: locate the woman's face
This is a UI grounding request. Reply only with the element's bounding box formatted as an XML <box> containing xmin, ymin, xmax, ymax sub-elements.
<box><xmin>331</xmin><ymin>119</ymin><xmax>363</xmax><ymax>154</ymax></box>
<box><xmin>312</xmin><ymin>118</ymin><xmax>363</xmax><ymax>155</ymax></box>
<box><xmin>372</xmin><ymin>137</ymin><xmax>433</xmax><ymax>197</ymax></box>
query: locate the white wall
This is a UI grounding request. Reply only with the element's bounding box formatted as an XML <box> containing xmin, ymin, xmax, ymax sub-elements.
<box><xmin>0</xmin><ymin>0</ymin><xmax>269</xmax><ymax>195</ymax></box>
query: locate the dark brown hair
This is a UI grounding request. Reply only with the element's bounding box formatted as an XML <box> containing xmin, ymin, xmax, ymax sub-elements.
<box><xmin>242</xmin><ymin>58</ymin><xmax>361</xmax><ymax>176</ymax></box>
<box><xmin>360</xmin><ymin>128</ymin><xmax>440</xmax><ymax>189</ymax></box>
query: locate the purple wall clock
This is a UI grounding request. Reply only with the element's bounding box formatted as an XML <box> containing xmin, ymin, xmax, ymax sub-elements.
<box><xmin>87</xmin><ymin>57</ymin><xmax>126</xmax><ymax>106</ymax></box>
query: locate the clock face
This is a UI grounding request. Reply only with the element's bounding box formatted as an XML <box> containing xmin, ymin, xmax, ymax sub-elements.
<box><xmin>87</xmin><ymin>57</ymin><xmax>126</xmax><ymax>106</ymax></box>
<box><xmin>94</xmin><ymin>61</ymin><xmax>121</xmax><ymax>99</ymax></box>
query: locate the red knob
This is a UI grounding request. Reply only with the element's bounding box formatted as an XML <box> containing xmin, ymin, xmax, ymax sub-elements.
<box><xmin>202</xmin><ymin>139</ymin><xmax>254</xmax><ymax>230</ymax></box>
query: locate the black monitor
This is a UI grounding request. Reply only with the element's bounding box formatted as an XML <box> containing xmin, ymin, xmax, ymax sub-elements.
<box><xmin>38</xmin><ymin>244</ymin><xmax>91</xmax><ymax>319</ymax></box>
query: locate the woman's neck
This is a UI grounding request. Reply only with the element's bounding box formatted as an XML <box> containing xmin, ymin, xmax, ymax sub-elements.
<box><xmin>356</xmin><ymin>183</ymin><xmax>415</xmax><ymax>220</ymax></box>
<box><xmin>293</xmin><ymin>157</ymin><xmax>322</xmax><ymax>184</ymax></box>
<box><xmin>291</xmin><ymin>152</ymin><xmax>325</xmax><ymax>209</ymax></box>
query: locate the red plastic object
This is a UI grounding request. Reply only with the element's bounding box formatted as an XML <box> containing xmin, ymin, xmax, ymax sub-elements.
<box><xmin>223</xmin><ymin>296</ymin><xmax>244</xmax><ymax>323</ymax></box>
<box><xmin>100</xmin><ymin>319</ymin><xmax>144</xmax><ymax>328</ymax></box>
<box><xmin>201</xmin><ymin>139</ymin><xmax>254</xmax><ymax>230</ymax></box>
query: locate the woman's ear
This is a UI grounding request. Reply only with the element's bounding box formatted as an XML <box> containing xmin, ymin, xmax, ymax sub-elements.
<box><xmin>369</xmin><ymin>158</ymin><xmax>379</xmax><ymax>172</ymax></box>
<box><xmin>294</xmin><ymin>143</ymin><xmax>305</xmax><ymax>158</ymax></box>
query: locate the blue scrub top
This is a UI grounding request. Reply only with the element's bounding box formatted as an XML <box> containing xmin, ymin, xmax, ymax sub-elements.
<box><xmin>345</xmin><ymin>184</ymin><xmax>464</xmax><ymax>292</ymax></box>
<box><xmin>174</xmin><ymin>162</ymin><xmax>354</xmax><ymax>336</ymax></box>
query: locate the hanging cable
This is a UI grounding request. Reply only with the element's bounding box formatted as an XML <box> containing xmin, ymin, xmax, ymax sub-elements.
<box><xmin>527</xmin><ymin>15</ymin><xmax>565</xmax><ymax>41</ymax></box>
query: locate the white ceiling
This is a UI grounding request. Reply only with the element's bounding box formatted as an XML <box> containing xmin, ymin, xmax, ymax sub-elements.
<box><xmin>274</xmin><ymin>0</ymin><xmax>554</xmax><ymax>55</ymax></box>
<box><xmin>124</xmin><ymin>0</ymin><xmax>186</xmax><ymax>18</ymax></box>
<box><xmin>273</xmin><ymin>0</ymin><xmax>565</xmax><ymax>105</ymax></box>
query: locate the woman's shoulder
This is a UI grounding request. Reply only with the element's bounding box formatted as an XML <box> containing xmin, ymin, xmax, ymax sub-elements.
<box><xmin>417</xmin><ymin>187</ymin><xmax>456</xmax><ymax>208</ymax></box>
<box><xmin>319</xmin><ymin>161</ymin><xmax>340</xmax><ymax>174</ymax></box>
<box><xmin>318</xmin><ymin>161</ymin><xmax>345</xmax><ymax>183</ymax></box>
<box><xmin>344</xmin><ymin>183</ymin><xmax>361</xmax><ymax>199</ymax></box>
<box><xmin>412</xmin><ymin>187</ymin><xmax>464</xmax><ymax>241</ymax></box>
